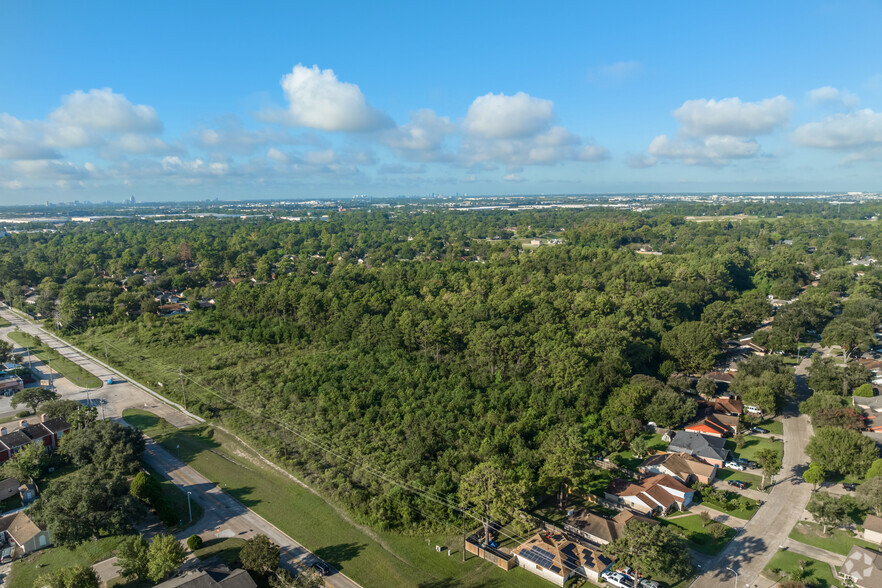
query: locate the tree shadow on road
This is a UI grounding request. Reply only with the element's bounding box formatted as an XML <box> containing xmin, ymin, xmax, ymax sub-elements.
<box><xmin>315</xmin><ymin>542</ymin><xmax>366</xmax><ymax>568</ymax></box>
<box><xmin>704</xmin><ymin>535</ymin><xmax>768</xmax><ymax>582</ymax></box>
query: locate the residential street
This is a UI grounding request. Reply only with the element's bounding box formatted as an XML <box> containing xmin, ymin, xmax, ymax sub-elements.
<box><xmin>690</xmin><ymin>353</ymin><xmax>815</xmax><ymax>588</ymax></box>
<box><xmin>0</xmin><ymin>306</ymin><xmax>360</xmax><ymax>588</ymax></box>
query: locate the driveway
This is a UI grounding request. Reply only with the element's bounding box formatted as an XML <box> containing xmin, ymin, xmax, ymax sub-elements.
<box><xmin>690</xmin><ymin>352</ymin><xmax>815</xmax><ymax>587</ymax></box>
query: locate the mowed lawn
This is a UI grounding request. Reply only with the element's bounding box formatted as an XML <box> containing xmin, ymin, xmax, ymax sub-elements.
<box><xmin>715</xmin><ymin>468</ymin><xmax>768</xmax><ymax>493</ymax></box>
<box><xmin>122</xmin><ymin>409</ymin><xmax>549</xmax><ymax>588</ymax></box>
<box><xmin>764</xmin><ymin>549</ymin><xmax>843</xmax><ymax>587</ymax></box>
<box><xmin>662</xmin><ymin>514</ymin><xmax>736</xmax><ymax>556</ymax></box>
<box><xmin>8</xmin><ymin>535</ymin><xmax>134</xmax><ymax>588</ymax></box>
<box><xmin>726</xmin><ymin>436</ymin><xmax>783</xmax><ymax>462</ymax></box>
<box><xmin>7</xmin><ymin>330</ymin><xmax>103</xmax><ymax>389</ymax></box>
<box><xmin>789</xmin><ymin>521</ymin><xmax>878</xmax><ymax>556</ymax></box>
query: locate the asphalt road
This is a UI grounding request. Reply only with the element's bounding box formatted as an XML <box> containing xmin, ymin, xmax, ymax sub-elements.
<box><xmin>0</xmin><ymin>306</ymin><xmax>360</xmax><ymax>588</ymax></box>
<box><xmin>689</xmin><ymin>353</ymin><xmax>815</xmax><ymax>588</ymax></box>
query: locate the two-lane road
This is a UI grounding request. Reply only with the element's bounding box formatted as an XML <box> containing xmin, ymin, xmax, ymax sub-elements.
<box><xmin>690</xmin><ymin>353</ymin><xmax>815</xmax><ymax>587</ymax></box>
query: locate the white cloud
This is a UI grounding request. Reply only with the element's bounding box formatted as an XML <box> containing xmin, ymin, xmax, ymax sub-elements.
<box><xmin>625</xmin><ymin>153</ymin><xmax>658</xmax><ymax>169</ymax></box>
<box><xmin>47</xmin><ymin>88</ymin><xmax>161</xmax><ymax>137</ymax></box>
<box><xmin>462</xmin><ymin>126</ymin><xmax>608</xmax><ymax>167</ymax></box>
<box><xmin>648</xmin><ymin>134</ymin><xmax>759</xmax><ymax>165</ymax></box>
<box><xmin>266</xmin><ymin>148</ymin><xmax>288</xmax><ymax>162</ymax></box>
<box><xmin>464</xmin><ymin>92</ymin><xmax>554</xmax><ymax>139</ymax></box>
<box><xmin>792</xmin><ymin>109</ymin><xmax>882</xmax><ymax>149</ymax></box>
<box><xmin>264</xmin><ymin>64</ymin><xmax>393</xmax><ymax>132</ymax></box>
<box><xmin>304</xmin><ymin>149</ymin><xmax>337</xmax><ymax>166</ymax></box>
<box><xmin>108</xmin><ymin>134</ymin><xmax>173</xmax><ymax>155</ymax></box>
<box><xmin>0</xmin><ymin>114</ymin><xmax>59</xmax><ymax>160</ymax></box>
<box><xmin>194</xmin><ymin>116</ymin><xmax>321</xmax><ymax>155</ymax></box>
<box><xmin>673</xmin><ymin>96</ymin><xmax>792</xmax><ymax>137</ymax></box>
<box><xmin>503</xmin><ymin>173</ymin><xmax>524</xmax><ymax>182</ymax></box>
<box><xmin>382</xmin><ymin>109</ymin><xmax>454</xmax><ymax>157</ymax></box>
<box><xmin>808</xmin><ymin>86</ymin><xmax>859</xmax><ymax>107</ymax></box>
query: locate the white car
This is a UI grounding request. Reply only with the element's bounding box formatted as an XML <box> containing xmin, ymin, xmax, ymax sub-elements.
<box><xmin>602</xmin><ymin>572</ymin><xmax>633</xmax><ymax>588</ymax></box>
<box><xmin>725</xmin><ymin>461</ymin><xmax>746</xmax><ymax>471</ymax></box>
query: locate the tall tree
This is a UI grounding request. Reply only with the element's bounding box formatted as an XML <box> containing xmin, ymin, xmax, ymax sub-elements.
<box><xmin>459</xmin><ymin>460</ymin><xmax>527</xmax><ymax>544</ymax></box>
<box><xmin>802</xmin><ymin>463</ymin><xmax>825</xmax><ymax>491</ymax></box>
<box><xmin>147</xmin><ymin>534</ymin><xmax>187</xmax><ymax>583</ymax></box>
<box><xmin>806</xmin><ymin>491</ymin><xmax>853</xmax><ymax>534</ymax></box>
<box><xmin>10</xmin><ymin>388</ymin><xmax>58</xmax><ymax>413</ymax></box>
<box><xmin>35</xmin><ymin>565</ymin><xmax>99</xmax><ymax>588</ymax></box>
<box><xmin>58</xmin><ymin>420</ymin><xmax>145</xmax><ymax>475</ymax></box>
<box><xmin>806</xmin><ymin>427</ymin><xmax>878</xmax><ymax>477</ymax></box>
<box><xmin>756</xmin><ymin>448</ymin><xmax>782</xmax><ymax>490</ymax></box>
<box><xmin>0</xmin><ymin>442</ymin><xmax>48</xmax><ymax>483</ymax></box>
<box><xmin>856</xmin><ymin>477</ymin><xmax>882</xmax><ymax>517</ymax></box>
<box><xmin>116</xmin><ymin>535</ymin><xmax>149</xmax><ymax>580</ymax></box>
<box><xmin>241</xmin><ymin>534</ymin><xmax>281</xmax><ymax>577</ymax></box>
<box><xmin>603</xmin><ymin>521</ymin><xmax>694</xmax><ymax>584</ymax></box>
<box><xmin>661</xmin><ymin>321</ymin><xmax>719</xmax><ymax>374</ymax></box>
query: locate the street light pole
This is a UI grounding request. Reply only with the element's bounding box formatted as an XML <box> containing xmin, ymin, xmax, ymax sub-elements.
<box><xmin>726</xmin><ymin>566</ymin><xmax>738</xmax><ymax>587</ymax></box>
<box><xmin>187</xmin><ymin>491</ymin><xmax>192</xmax><ymax>522</ymax></box>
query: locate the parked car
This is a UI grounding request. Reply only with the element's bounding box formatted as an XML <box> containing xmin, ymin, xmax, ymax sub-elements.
<box><xmin>751</xmin><ymin>427</ymin><xmax>769</xmax><ymax>434</ymax></box>
<box><xmin>312</xmin><ymin>562</ymin><xmax>331</xmax><ymax>576</ymax></box>
<box><xmin>728</xmin><ymin>480</ymin><xmax>748</xmax><ymax>489</ymax></box>
<box><xmin>601</xmin><ymin>572</ymin><xmax>632</xmax><ymax>588</ymax></box>
<box><xmin>640</xmin><ymin>580</ymin><xmax>661</xmax><ymax>588</ymax></box>
<box><xmin>843</xmin><ymin>483</ymin><xmax>858</xmax><ymax>492</ymax></box>
<box><xmin>725</xmin><ymin>461</ymin><xmax>746</xmax><ymax>471</ymax></box>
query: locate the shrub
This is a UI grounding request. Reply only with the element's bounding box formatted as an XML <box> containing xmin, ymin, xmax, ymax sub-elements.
<box><xmin>855</xmin><ymin>383</ymin><xmax>875</xmax><ymax>398</ymax></box>
<box><xmin>187</xmin><ymin>535</ymin><xmax>203</xmax><ymax>550</ymax></box>
<box><xmin>15</xmin><ymin>411</ymin><xmax>29</xmax><ymax>418</ymax></box>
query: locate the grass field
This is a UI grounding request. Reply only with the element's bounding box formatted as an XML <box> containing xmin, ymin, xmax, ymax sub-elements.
<box><xmin>661</xmin><ymin>515</ymin><xmax>736</xmax><ymax>556</ymax></box>
<box><xmin>764</xmin><ymin>549</ymin><xmax>842</xmax><ymax>587</ymax></box>
<box><xmin>194</xmin><ymin>537</ymin><xmax>246</xmax><ymax>566</ymax></box>
<box><xmin>7</xmin><ymin>535</ymin><xmax>134</xmax><ymax>588</ymax></box>
<box><xmin>7</xmin><ymin>330</ymin><xmax>103</xmax><ymax>388</ymax></box>
<box><xmin>0</xmin><ymin>317</ymin><xmax>10</xmax><ymax>328</ymax></box>
<box><xmin>122</xmin><ymin>409</ymin><xmax>550</xmax><ymax>588</ymax></box>
<box><xmin>752</xmin><ymin>418</ymin><xmax>784</xmax><ymax>436</ymax></box>
<box><xmin>789</xmin><ymin>521</ymin><xmax>878</xmax><ymax>556</ymax></box>
<box><xmin>726</xmin><ymin>436</ymin><xmax>783</xmax><ymax>462</ymax></box>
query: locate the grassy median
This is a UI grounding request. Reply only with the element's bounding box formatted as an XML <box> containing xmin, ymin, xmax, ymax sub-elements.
<box><xmin>7</xmin><ymin>330</ymin><xmax>103</xmax><ymax>389</ymax></box>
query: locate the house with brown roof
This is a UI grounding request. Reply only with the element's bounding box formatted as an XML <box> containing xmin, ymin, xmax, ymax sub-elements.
<box><xmin>564</xmin><ymin>510</ymin><xmax>657</xmax><ymax>546</ymax></box>
<box><xmin>841</xmin><ymin>545</ymin><xmax>882</xmax><ymax>587</ymax></box>
<box><xmin>639</xmin><ymin>452</ymin><xmax>717</xmax><ymax>485</ymax></box>
<box><xmin>865</xmin><ymin>515</ymin><xmax>882</xmax><ymax>545</ymax></box>
<box><xmin>605</xmin><ymin>474</ymin><xmax>695</xmax><ymax>515</ymax></box>
<box><xmin>0</xmin><ymin>416</ymin><xmax>70</xmax><ymax>464</ymax></box>
<box><xmin>685</xmin><ymin>413</ymin><xmax>738</xmax><ymax>438</ymax></box>
<box><xmin>714</xmin><ymin>397</ymin><xmax>743</xmax><ymax>416</ymax></box>
<box><xmin>512</xmin><ymin>531</ymin><xmax>613</xmax><ymax>585</ymax></box>
<box><xmin>0</xmin><ymin>511</ymin><xmax>50</xmax><ymax>556</ymax></box>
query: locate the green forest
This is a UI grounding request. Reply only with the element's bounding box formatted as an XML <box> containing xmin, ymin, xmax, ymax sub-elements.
<box><xmin>1</xmin><ymin>202</ymin><xmax>881</xmax><ymax>533</ymax></box>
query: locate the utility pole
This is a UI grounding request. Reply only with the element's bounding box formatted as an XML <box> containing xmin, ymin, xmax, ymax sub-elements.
<box><xmin>179</xmin><ymin>367</ymin><xmax>186</xmax><ymax>408</ymax></box>
<box><xmin>461</xmin><ymin>504</ymin><xmax>466</xmax><ymax>563</ymax></box>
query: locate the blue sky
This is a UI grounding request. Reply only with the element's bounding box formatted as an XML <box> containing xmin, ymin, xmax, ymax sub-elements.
<box><xmin>1</xmin><ymin>1</ymin><xmax>881</xmax><ymax>203</ymax></box>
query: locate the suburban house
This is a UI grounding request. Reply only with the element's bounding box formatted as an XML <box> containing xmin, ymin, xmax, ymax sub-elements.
<box><xmin>565</xmin><ymin>509</ymin><xmax>657</xmax><ymax>546</ymax></box>
<box><xmin>714</xmin><ymin>397</ymin><xmax>743</xmax><ymax>416</ymax></box>
<box><xmin>664</xmin><ymin>431</ymin><xmax>730</xmax><ymax>467</ymax></box>
<box><xmin>512</xmin><ymin>531</ymin><xmax>613</xmax><ymax>585</ymax></box>
<box><xmin>639</xmin><ymin>452</ymin><xmax>717</xmax><ymax>485</ymax></box>
<box><xmin>684</xmin><ymin>413</ymin><xmax>738</xmax><ymax>438</ymax></box>
<box><xmin>841</xmin><ymin>545</ymin><xmax>882</xmax><ymax>587</ymax></box>
<box><xmin>865</xmin><ymin>515</ymin><xmax>882</xmax><ymax>545</ymax></box>
<box><xmin>0</xmin><ymin>511</ymin><xmax>50</xmax><ymax>556</ymax></box>
<box><xmin>0</xmin><ymin>416</ymin><xmax>71</xmax><ymax>464</ymax></box>
<box><xmin>0</xmin><ymin>375</ymin><xmax>23</xmax><ymax>396</ymax></box>
<box><xmin>153</xmin><ymin>567</ymin><xmax>257</xmax><ymax>588</ymax></box>
<box><xmin>605</xmin><ymin>474</ymin><xmax>695</xmax><ymax>515</ymax></box>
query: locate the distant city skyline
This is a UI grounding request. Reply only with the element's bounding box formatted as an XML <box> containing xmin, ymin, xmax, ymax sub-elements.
<box><xmin>2</xmin><ymin>1</ymin><xmax>881</xmax><ymax>203</ymax></box>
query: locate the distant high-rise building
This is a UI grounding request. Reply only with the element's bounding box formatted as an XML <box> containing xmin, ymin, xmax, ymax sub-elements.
<box><xmin>128</xmin><ymin>195</ymin><xmax>136</xmax><ymax>204</ymax></box>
